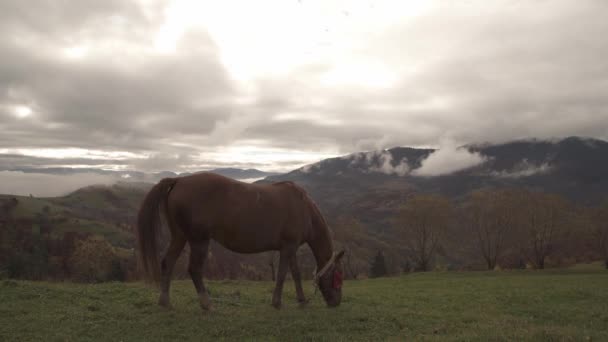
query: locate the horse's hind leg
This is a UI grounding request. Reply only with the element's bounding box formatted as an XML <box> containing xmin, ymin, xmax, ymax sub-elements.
<box><xmin>188</xmin><ymin>239</ymin><xmax>212</xmax><ymax>311</ymax></box>
<box><xmin>289</xmin><ymin>254</ymin><xmax>308</xmax><ymax>306</ymax></box>
<box><xmin>158</xmin><ymin>235</ymin><xmax>186</xmax><ymax>308</ymax></box>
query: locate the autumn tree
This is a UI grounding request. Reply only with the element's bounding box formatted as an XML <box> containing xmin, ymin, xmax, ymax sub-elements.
<box><xmin>464</xmin><ymin>189</ymin><xmax>518</xmax><ymax>270</ymax></box>
<box><xmin>68</xmin><ymin>236</ymin><xmax>116</xmax><ymax>282</ymax></box>
<box><xmin>398</xmin><ymin>194</ymin><xmax>452</xmax><ymax>271</ymax></box>
<box><xmin>517</xmin><ymin>191</ymin><xmax>571</xmax><ymax>269</ymax></box>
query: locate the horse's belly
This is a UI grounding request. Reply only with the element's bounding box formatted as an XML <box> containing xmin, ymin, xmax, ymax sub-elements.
<box><xmin>210</xmin><ymin>226</ymin><xmax>280</xmax><ymax>254</ymax></box>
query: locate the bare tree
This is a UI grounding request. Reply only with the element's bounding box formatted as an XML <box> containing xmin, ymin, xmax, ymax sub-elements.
<box><xmin>465</xmin><ymin>189</ymin><xmax>518</xmax><ymax>270</ymax></box>
<box><xmin>591</xmin><ymin>201</ymin><xmax>608</xmax><ymax>269</ymax></box>
<box><xmin>332</xmin><ymin>217</ymin><xmax>368</xmax><ymax>279</ymax></box>
<box><xmin>518</xmin><ymin>191</ymin><xmax>570</xmax><ymax>269</ymax></box>
<box><xmin>343</xmin><ymin>249</ymin><xmax>358</xmax><ymax>279</ymax></box>
<box><xmin>398</xmin><ymin>194</ymin><xmax>452</xmax><ymax>271</ymax></box>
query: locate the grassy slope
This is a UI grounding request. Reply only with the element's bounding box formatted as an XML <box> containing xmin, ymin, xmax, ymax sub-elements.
<box><xmin>2</xmin><ymin>268</ymin><xmax>607</xmax><ymax>341</ymax></box>
<box><xmin>0</xmin><ymin>194</ymin><xmax>68</xmax><ymax>220</ymax></box>
<box><xmin>1</xmin><ymin>184</ymin><xmax>142</xmax><ymax>247</ymax></box>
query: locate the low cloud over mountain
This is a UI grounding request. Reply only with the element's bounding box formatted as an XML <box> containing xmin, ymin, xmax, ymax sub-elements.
<box><xmin>0</xmin><ymin>171</ymin><xmax>115</xmax><ymax>197</ymax></box>
<box><xmin>412</xmin><ymin>142</ymin><xmax>486</xmax><ymax>177</ymax></box>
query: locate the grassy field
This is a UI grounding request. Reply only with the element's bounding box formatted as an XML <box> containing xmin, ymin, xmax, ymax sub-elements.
<box><xmin>2</xmin><ymin>267</ymin><xmax>607</xmax><ymax>341</ymax></box>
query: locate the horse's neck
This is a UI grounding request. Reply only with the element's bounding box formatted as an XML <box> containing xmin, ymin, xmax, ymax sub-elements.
<box><xmin>305</xmin><ymin>197</ymin><xmax>334</xmax><ymax>269</ymax></box>
<box><xmin>308</xmin><ymin>222</ymin><xmax>334</xmax><ymax>270</ymax></box>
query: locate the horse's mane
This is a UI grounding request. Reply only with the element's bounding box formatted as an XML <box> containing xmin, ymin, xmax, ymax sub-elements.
<box><xmin>271</xmin><ymin>181</ymin><xmax>306</xmax><ymax>198</ymax></box>
<box><xmin>273</xmin><ymin>181</ymin><xmax>333</xmax><ymax>244</ymax></box>
<box><xmin>271</xmin><ymin>180</ymin><xmax>331</xmax><ymax>234</ymax></box>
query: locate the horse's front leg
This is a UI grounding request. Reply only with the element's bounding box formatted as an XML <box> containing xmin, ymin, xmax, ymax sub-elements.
<box><xmin>289</xmin><ymin>254</ymin><xmax>308</xmax><ymax>306</ymax></box>
<box><xmin>272</xmin><ymin>247</ymin><xmax>291</xmax><ymax>309</ymax></box>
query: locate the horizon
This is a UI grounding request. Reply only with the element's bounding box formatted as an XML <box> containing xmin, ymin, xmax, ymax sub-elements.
<box><xmin>2</xmin><ymin>134</ymin><xmax>604</xmax><ymax>175</ymax></box>
<box><xmin>1</xmin><ymin>134</ymin><xmax>606</xmax><ymax>197</ymax></box>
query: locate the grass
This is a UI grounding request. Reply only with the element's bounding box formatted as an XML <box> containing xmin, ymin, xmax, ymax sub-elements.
<box><xmin>53</xmin><ymin>218</ymin><xmax>133</xmax><ymax>247</ymax></box>
<box><xmin>2</xmin><ymin>268</ymin><xmax>608</xmax><ymax>341</ymax></box>
<box><xmin>0</xmin><ymin>194</ymin><xmax>69</xmax><ymax>220</ymax></box>
<box><xmin>1</xmin><ymin>192</ymin><xmax>134</xmax><ymax>248</ymax></box>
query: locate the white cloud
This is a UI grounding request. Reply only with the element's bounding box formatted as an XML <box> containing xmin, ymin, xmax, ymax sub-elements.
<box><xmin>238</xmin><ymin>177</ymin><xmax>265</xmax><ymax>183</ymax></box>
<box><xmin>368</xmin><ymin>151</ymin><xmax>409</xmax><ymax>176</ymax></box>
<box><xmin>299</xmin><ymin>163</ymin><xmax>319</xmax><ymax>174</ymax></box>
<box><xmin>491</xmin><ymin>160</ymin><xmax>552</xmax><ymax>178</ymax></box>
<box><xmin>348</xmin><ymin>150</ymin><xmax>410</xmax><ymax>176</ymax></box>
<box><xmin>413</xmin><ymin>143</ymin><xmax>486</xmax><ymax>177</ymax></box>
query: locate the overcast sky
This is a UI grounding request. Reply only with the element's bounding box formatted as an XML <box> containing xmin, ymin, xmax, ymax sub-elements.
<box><xmin>1</xmin><ymin>0</ymin><xmax>607</xmax><ymax>173</ymax></box>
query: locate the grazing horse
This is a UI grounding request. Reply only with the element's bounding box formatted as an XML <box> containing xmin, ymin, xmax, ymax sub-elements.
<box><xmin>136</xmin><ymin>172</ymin><xmax>344</xmax><ymax>310</ymax></box>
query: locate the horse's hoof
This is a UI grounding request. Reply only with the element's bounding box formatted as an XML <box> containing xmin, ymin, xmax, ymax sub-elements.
<box><xmin>158</xmin><ymin>301</ymin><xmax>173</xmax><ymax>309</ymax></box>
<box><xmin>199</xmin><ymin>293</ymin><xmax>213</xmax><ymax>311</ymax></box>
<box><xmin>199</xmin><ymin>301</ymin><xmax>213</xmax><ymax>311</ymax></box>
<box><xmin>158</xmin><ymin>295</ymin><xmax>172</xmax><ymax>309</ymax></box>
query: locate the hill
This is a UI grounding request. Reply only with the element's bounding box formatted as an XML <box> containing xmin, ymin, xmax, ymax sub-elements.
<box><xmin>0</xmin><ymin>182</ymin><xmax>280</xmax><ymax>281</ymax></box>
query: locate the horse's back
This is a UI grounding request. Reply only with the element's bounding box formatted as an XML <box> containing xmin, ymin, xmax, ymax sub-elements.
<box><xmin>166</xmin><ymin>173</ymin><xmax>313</xmax><ymax>252</ymax></box>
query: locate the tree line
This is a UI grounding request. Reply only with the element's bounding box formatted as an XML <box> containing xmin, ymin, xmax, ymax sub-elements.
<box><xmin>1</xmin><ymin>187</ymin><xmax>607</xmax><ymax>282</ymax></box>
<box><xmin>347</xmin><ymin>188</ymin><xmax>607</xmax><ymax>278</ymax></box>
<box><xmin>0</xmin><ymin>198</ymin><xmax>136</xmax><ymax>282</ymax></box>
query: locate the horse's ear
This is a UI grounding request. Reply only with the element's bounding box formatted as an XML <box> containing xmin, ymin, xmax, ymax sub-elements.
<box><xmin>335</xmin><ymin>250</ymin><xmax>345</xmax><ymax>263</ymax></box>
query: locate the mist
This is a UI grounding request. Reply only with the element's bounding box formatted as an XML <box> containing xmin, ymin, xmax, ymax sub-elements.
<box><xmin>0</xmin><ymin>171</ymin><xmax>116</xmax><ymax>197</ymax></box>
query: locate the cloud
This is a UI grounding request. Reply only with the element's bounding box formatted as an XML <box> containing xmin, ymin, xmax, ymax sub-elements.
<box><xmin>131</xmin><ymin>153</ymin><xmax>195</xmax><ymax>172</ymax></box>
<box><xmin>491</xmin><ymin>160</ymin><xmax>552</xmax><ymax>178</ymax></box>
<box><xmin>299</xmin><ymin>163</ymin><xmax>319</xmax><ymax>174</ymax></box>
<box><xmin>239</xmin><ymin>177</ymin><xmax>266</xmax><ymax>183</ymax></box>
<box><xmin>1</xmin><ymin>0</ymin><xmax>607</xmax><ymax>172</ymax></box>
<box><xmin>0</xmin><ymin>0</ymin><xmax>236</xmax><ymax>153</ymax></box>
<box><xmin>370</xmin><ymin>153</ymin><xmax>409</xmax><ymax>176</ymax></box>
<box><xmin>350</xmin><ymin>150</ymin><xmax>410</xmax><ymax>176</ymax></box>
<box><xmin>412</xmin><ymin>143</ymin><xmax>486</xmax><ymax>177</ymax></box>
<box><xmin>0</xmin><ymin>171</ymin><xmax>116</xmax><ymax>197</ymax></box>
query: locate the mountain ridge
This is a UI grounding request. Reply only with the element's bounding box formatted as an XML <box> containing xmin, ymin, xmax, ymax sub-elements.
<box><xmin>258</xmin><ymin>136</ymin><xmax>608</xmax><ymax>240</ymax></box>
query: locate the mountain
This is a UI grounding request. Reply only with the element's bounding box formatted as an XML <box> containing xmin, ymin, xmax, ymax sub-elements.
<box><xmin>261</xmin><ymin>136</ymin><xmax>608</xmax><ymax>232</ymax></box>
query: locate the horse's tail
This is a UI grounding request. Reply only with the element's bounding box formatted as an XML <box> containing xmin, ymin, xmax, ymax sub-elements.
<box><xmin>136</xmin><ymin>177</ymin><xmax>177</xmax><ymax>283</ymax></box>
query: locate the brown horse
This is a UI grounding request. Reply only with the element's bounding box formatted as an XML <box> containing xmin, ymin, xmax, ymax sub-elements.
<box><xmin>136</xmin><ymin>172</ymin><xmax>344</xmax><ymax>310</ymax></box>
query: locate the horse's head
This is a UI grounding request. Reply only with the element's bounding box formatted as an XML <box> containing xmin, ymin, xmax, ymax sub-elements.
<box><xmin>315</xmin><ymin>250</ymin><xmax>345</xmax><ymax>307</ymax></box>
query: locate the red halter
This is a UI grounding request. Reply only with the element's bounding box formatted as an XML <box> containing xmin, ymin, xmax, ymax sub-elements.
<box><xmin>332</xmin><ymin>270</ymin><xmax>343</xmax><ymax>289</ymax></box>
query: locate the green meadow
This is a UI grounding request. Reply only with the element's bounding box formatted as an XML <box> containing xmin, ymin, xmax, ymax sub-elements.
<box><xmin>2</xmin><ymin>266</ymin><xmax>607</xmax><ymax>341</ymax></box>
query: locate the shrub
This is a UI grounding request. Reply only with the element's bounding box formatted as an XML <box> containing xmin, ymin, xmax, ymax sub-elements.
<box><xmin>68</xmin><ymin>236</ymin><xmax>116</xmax><ymax>282</ymax></box>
